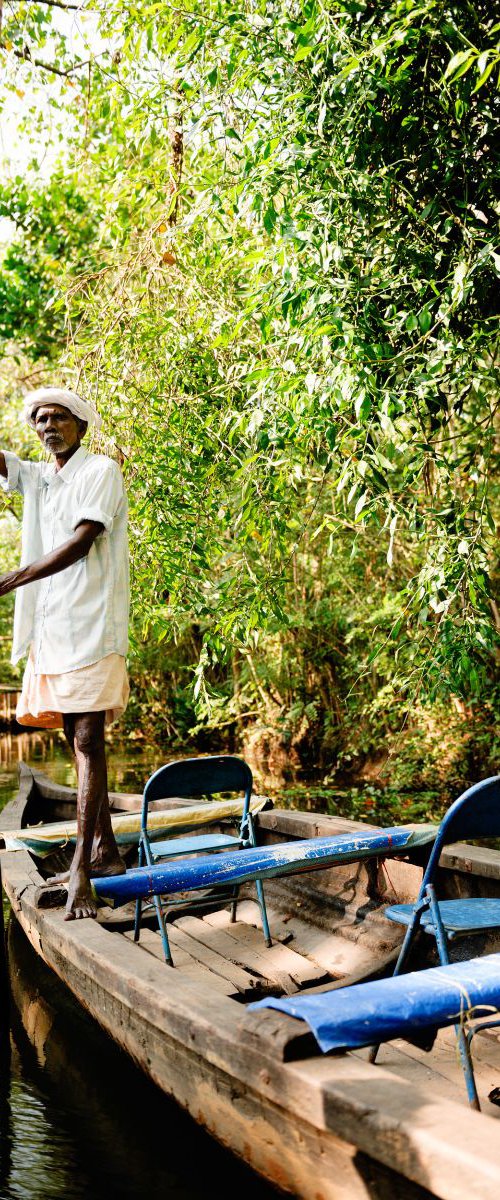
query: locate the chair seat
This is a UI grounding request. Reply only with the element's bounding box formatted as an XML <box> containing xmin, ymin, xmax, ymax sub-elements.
<box><xmin>150</xmin><ymin>832</ymin><xmax>240</xmax><ymax>860</ymax></box>
<box><xmin>248</xmin><ymin>953</ymin><xmax>500</xmax><ymax>1053</ymax></box>
<box><xmin>385</xmin><ymin>898</ymin><xmax>500</xmax><ymax>934</ymax></box>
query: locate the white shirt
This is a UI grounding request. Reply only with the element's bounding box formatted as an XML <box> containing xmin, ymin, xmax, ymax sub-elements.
<box><xmin>0</xmin><ymin>445</ymin><xmax>129</xmax><ymax>674</ymax></box>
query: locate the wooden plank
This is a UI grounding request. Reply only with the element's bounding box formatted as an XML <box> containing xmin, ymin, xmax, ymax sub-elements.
<box><xmin>243</xmin><ymin>1006</ymin><xmax>320</xmax><ymax>1061</ymax></box>
<box><xmin>205</xmin><ymin>901</ymin><xmax>307</xmax><ymax>949</ymax></box>
<box><xmin>122</xmin><ymin>928</ymin><xmax>236</xmax><ymax>998</ymax></box>
<box><xmin>6</xmin><ymin>857</ymin><xmax>500</xmax><ymax>1200</ymax></box>
<box><xmin>31</xmin><ymin>768</ymin><xmax>143</xmax><ymax>813</ymax></box>
<box><xmin>165</xmin><ymin>921</ymin><xmax>262</xmax><ymax>994</ymax></box>
<box><xmin>257</xmin><ymin>809</ymin><xmax>376</xmax><ymax>839</ymax></box>
<box><xmin>205</xmin><ymin>902</ymin><xmax>381</xmax><ymax>980</ymax></box>
<box><xmin>199</xmin><ymin>911</ymin><xmax>326</xmax><ymax>987</ymax></box>
<box><xmin>178</xmin><ymin>913</ymin><xmax>297</xmax><ymax>994</ymax></box>
<box><xmin>0</xmin><ymin>763</ymin><xmax>37</xmax><ymax>835</ymax></box>
<box><xmin>441</xmin><ymin>842</ymin><xmax>500</xmax><ymax>882</ymax></box>
<box><xmin>377</xmin><ymin>1025</ymin><xmax>500</xmax><ymax>1119</ymax></box>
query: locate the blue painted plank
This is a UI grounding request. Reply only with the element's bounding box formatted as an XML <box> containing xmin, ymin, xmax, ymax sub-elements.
<box><xmin>248</xmin><ymin>954</ymin><xmax>500</xmax><ymax>1053</ymax></box>
<box><xmin>93</xmin><ymin>824</ymin><xmax>436</xmax><ymax>902</ymax></box>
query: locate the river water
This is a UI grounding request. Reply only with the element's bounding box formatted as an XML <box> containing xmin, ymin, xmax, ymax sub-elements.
<box><xmin>0</xmin><ymin>733</ymin><xmax>279</xmax><ymax>1200</ymax></box>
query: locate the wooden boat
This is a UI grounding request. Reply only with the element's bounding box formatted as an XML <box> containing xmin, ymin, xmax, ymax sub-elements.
<box><xmin>2</xmin><ymin>763</ymin><xmax>500</xmax><ymax>1200</ymax></box>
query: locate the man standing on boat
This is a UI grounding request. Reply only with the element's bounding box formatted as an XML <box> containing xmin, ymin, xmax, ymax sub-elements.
<box><xmin>0</xmin><ymin>387</ymin><xmax>129</xmax><ymax>920</ymax></box>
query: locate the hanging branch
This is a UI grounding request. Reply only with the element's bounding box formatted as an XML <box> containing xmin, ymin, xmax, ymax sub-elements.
<box><xmin>6</xmin><ymin>1</ymin><xmax>82</xmax><ymax>9</ymax></box>
<box><xmin>168</xmin><ymin>107</ymin><xmax>183</xmax><ymax>226</ymax></box>
<box><xmin>0</xmin><ymin>39</ymin><xmax>91</xmax><ymax>77</ymax></box>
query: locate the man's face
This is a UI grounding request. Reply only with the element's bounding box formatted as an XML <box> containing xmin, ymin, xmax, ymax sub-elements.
<box><xmin>34</xmin><ymin>404</ymin><xmax>83</xmax><ymax>456</ymax></box>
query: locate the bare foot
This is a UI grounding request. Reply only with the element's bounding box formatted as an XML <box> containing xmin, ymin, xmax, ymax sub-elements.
<box><xmin>41</xmin><ymin>869</ymin><xmax>71</xmax><ymax>887</ymax></box>
<box><xmin>64</xmin><ymin>865</ymin><xmax>97</xmax><ymax>921</ymax></box>
<box><xmin>42</xmin><ymin>853</ymin><xmax>126</xmax><ymax>889</ymax></box>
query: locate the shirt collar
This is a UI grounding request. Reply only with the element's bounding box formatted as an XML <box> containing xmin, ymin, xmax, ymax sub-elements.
<box><xmin>43</xmin><ymin>444</ymin><xmax>89</xmax><ymax>485</ymax></box>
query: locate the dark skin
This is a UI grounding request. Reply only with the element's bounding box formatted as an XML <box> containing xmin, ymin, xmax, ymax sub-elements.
<box><xmin>0</xmin><ymin>403</ymin><xmax>125</xmax><ymax>920</ymax></box>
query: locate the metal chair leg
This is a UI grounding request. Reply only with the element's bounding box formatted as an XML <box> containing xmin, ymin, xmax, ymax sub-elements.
<box><xmin>246</xmin><ymin>812</ymin><xmax>272</xmax><ymax>947</ymax></box>
<box><xmin>133</xmin><ymin>896</ymin><xmax>142</xmax><ymax>942</ymax></box>
<box><xmin>133</xmin><ymin>839</ymin><xmax>145</xmax><ymax>942</ymax></box>
<box><xmin>369</xmin><ymin>905</ymin><xmax>426</xmax><ymax>1063</ymax></box>
<box><xmin>455</xmin><ymin>1022</ymin><xmax>480</xmax><ymax>1109</ymax></box>
<box><xmin>426</xmin><ymin>884</ymin><xmax>480</xmax><ymax>1109</ymax></box>
<box><xmin>153</xmin><ymin>894</ymin><xmax>174</xmax><ymax>965</ymax></box>
<box><xmin>230</xmin><ymin>885</ymin><xmax>239</xmax><ymax>923</ymax></box>
<box><xmin>256</xmin><ymin>879</ymin><xmax>272</xmax><ymax>947</ymax></box>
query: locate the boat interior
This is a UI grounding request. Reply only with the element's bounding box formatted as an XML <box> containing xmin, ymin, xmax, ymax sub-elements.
<box><xmin>4</xmin><ymin>765</ymin><xmax>500</xmax><ymax>1119</ymax></box>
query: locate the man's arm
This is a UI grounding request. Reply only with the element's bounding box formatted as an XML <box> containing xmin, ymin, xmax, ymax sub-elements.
<box><xmin>0</xmin><ymin>451</ymin><xmax>7</xmax><ymax>480</ymax></box>
<box><xmin>0</xmin><ymin>520</ymin><xmax>104</xmax><ymax>597</ymax></box>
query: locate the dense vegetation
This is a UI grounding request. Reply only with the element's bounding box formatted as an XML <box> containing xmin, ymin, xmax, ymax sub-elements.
<box><xmin>0</xmin><ymin>2</ymin><xmax>498</xmax><ymax>811</ymax></box>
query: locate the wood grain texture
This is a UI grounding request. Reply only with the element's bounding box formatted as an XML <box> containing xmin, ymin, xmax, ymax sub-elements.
<box><xmin>3</xmin><ymin>848</ymin><xmax>500</xmax><ymax>1200</ymax></box>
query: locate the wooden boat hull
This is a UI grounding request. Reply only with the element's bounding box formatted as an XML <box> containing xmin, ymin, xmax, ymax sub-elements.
<box><xmin>3</xmin><ymin>766</ymin><xmax>500</xmax><ymax>1199</ymax></box>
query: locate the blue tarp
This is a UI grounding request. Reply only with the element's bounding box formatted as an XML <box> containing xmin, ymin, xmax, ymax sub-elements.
<box><xmin>248</xmin><ymin>954</ymin><xmax>500</xmax><ymax>1052</ymax></box>
<box><xmin>92</xmin><ymin>824</ymin><xmax>436</xmax><ymax>904</ymax></box>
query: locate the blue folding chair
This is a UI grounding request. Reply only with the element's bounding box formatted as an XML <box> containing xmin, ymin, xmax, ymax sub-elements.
<box><xmin>369</xmin><ymin>775</ymin><xmax>500</xmax><ymax>1108</ymax></box>
<box><xmin>133</xmin><ymin>754</ymin><xmax>271</xmax><ymax>964</ymax></box>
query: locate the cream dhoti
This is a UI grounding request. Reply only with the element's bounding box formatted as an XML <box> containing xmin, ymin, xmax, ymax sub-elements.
<box><xmin>16</xmin><ymin>650</ymin><xmax>129</xmax><ymax>729</ymax></box>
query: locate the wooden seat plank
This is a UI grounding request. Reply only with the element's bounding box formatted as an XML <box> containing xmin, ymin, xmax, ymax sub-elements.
<box><xmin>165</xmin><ymin>921</ymin><xmax>262</xmax><ymax>994</ymax></box>
<box><xmin>177</xmin><ymin>913</ymin><xmax>302</xmax><ymax>993</ymax></box>
<box><xmin>207</xmin><ymin>914</ymin><xmax>326</xmax><ymax>986</ymax></box>
<box><xmin>205</xmin><ymin>905</ymin><xmax>357</xmax><ymax>978</ymax></box>
<box><xmin>206</xmin><ymin>900</ymin><xmax>399</xmax><ymax>982</ymax></box>
<box><xmin>122</xmin><ymin>928</ymin><xmax>237</xmax><ymax>997</ymax></box>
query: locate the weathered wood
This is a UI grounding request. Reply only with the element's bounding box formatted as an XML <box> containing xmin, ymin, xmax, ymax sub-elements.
<box><xmin>243</xmin><ymin>1006</ymin><xmax>319</xmax><ymax>1061</ymax></box>
<box><xmin>199</xmin><ymin>910</ymin><xmax>327</xmax><ymax>987</ymax></box>
<box><xmin>0</xmin><ymin>859</ymin><xmax>10</xmax><ymax>1059</ymax></box>
<box><xmin>30</xmin><ymin>767</ymin><xmax>143</xmax><ymax>813</ymax></box>
<box><xmin>163</xmin><ymin>920</ymin><xmax>263</xmax><ymax>994</ymax></box>
<box><xmin>257</xmin><ymin>809</ymin><xmax>374</xmax><ymax>838</ymax></box>
<box><xmin>123</xmin><ymin>927</ymin><xmax>237</xmax><ymax>997</ymax></box>
<box><xmin>5</xmin><ymin>770</ymin><xmax>500</xmax><ymax>1199</ymax></box>
<box><xmin>0</xmin><ymin>762</ymin><xmax>36</xmax><ymax>835</ymax></box>
<box><xmin>441</xmin><ymin>842</ymin><xmax>500</xmax><ymax>882</ymax></box>
<box><xmin>181</xmin><ymin>913</ymin><xmax>296</xmax><ymax>993</ymax></box>
<box><xmin>4</xmin><ymin>862</ymin><xmax>500</xmax><ymax>1200</ymax></box>
<box><xmin>374</xmin><ymin>1024</ymin><xmax>500</xmax><ymax>1118</ymax></box>
<box><xmin>205</xmin><ymin>898</ymin><xmax>402</xmax><ymax>982</ymax></box>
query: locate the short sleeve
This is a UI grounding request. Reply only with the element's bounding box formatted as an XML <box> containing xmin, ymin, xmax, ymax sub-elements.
<box><xmin>74</xmin><ymin>459</ymin><xmax>125</xmax><ymax>533</ymax></box>
<box><xmin>0</xmin><ymin>451</ymin><xmax>22</xmax><ymax>494</ymax></box>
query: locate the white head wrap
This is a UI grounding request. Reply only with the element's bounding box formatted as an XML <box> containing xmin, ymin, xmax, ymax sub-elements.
<box><xmin>23</xmin><ymin>387</ymin><xmax>102</xmax><ymax>431</ymax></box>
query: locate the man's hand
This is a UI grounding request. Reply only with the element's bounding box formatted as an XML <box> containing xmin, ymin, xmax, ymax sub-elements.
<box><xmin>0</xmin><ymin>520</ymin><xmax>104</xmax><ymax>595</ymax></box>
<box><xmin>0</xmin><ymin>570</ymin><xmax>22</xmax><ymax>597</ymax></box>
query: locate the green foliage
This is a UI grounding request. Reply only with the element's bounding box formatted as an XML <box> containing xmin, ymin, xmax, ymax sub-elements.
<box><xmin>0</xmin><ymin>1</ymin><xmax>498</xmax><ymax>793</ymax></box>
<box><xmin>0</xmin><ymin>175</ymin><xmax>105</xmax><ymax>357</ymax></box>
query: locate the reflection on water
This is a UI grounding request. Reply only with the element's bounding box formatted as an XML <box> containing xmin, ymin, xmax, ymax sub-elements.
<box><xmin>0</xmin><ymin>732</ymin><xmax>69</xmax><ymax>805</ymax></box>
<box><xmin>0</xmin><ymin>731</ymin><xmax>170</xmax><ymax>810</ymax></box>
<box><xmin>1</xmin><ymin>921</ymin><xmax>278</xmax><ymax>1200</ymax></box>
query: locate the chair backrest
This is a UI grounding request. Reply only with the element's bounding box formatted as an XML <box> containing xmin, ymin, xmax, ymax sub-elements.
<box><xmin>422</xmin><ymin>775</ymin><xmax>500</xmax><ymax>891</ymax></box>
<box><xmin>142</xmin><ymin>755</ymin><xmax>253</xmax><ymax>830</ymax></box>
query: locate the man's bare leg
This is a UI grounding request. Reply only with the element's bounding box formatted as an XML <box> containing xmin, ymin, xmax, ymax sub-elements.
<box><xmin>44</xmin><ymin>712</ymin><xmax>126</xmax><ymax>889</ymax></box>
<box><xmin>64</xmin><ymin>711</ymin><xmax>124</xmax><ymax>920</ymax></box>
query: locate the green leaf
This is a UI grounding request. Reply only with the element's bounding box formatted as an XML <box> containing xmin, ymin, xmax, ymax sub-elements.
<box><xmin>418</xmin><ymin>308</ymin><xmax>432</xmax><ymax>334</ymax></box>
<box><xmin>354</xmin><ymin>491</ymin><xmax>368</xmax><ymax>518</ymax></box>
<box><xmin>263</xmin><ymin>203</ymin><xmax>277</xmax><ymax>235</ymax></box>
<box><xmin>294</xmin><ymin>44</ymin><xmax>314</xmax><ymax>62</ymax></box>
<box><xmin>444</xmin><ymin>50</ymin><xmax>475</xmax><ymax>81</ymax></box>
